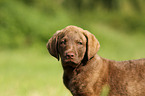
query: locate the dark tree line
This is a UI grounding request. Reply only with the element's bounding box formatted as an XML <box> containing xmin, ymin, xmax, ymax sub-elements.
<box><xmin>19</xmin><ymin>0</ymin><xmax>144</xmax><ymax>13</ymax></box>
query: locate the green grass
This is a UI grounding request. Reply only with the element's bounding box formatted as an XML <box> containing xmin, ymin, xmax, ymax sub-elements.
<box><xmin>0</xmin><ymin>48</ymin><xmax>71</xmax><ymax>96</ymax></box>
<box><xmin>0</xmin><ymin>28</ymin><xmax>145</xmax><ymax>96</ymax></box>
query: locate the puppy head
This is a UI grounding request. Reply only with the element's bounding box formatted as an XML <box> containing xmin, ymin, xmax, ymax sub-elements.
<box><xmin>47</xmin><ymin>25</ymin><xmax>100</xmax><ymax>67</ymax></box>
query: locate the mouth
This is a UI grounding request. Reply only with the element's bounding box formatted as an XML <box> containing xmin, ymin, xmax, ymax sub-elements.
<box><xmin>62</xmin><ymin>59</ymin><xmax>78</xmax><ymax>67</ymax></box>
<box><xmin>64</xmin><ymin>58</ymin><xmax>75</xmax><ymax>63</ymax></box>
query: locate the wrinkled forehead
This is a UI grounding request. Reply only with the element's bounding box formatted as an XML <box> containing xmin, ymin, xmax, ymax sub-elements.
<box><xmin>59</xmin><ymin>29</ymin><xmax>86</xmax><ymax>42</ymax></box>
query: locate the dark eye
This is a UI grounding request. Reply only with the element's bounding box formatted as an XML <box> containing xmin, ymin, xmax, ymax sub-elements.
<box><xmin>78</xmin><ymin>41</ymin><xmax>83</xmax><ymax>45</ymax></box>
<box><xmin>60</xmin><ymin>40</ymin><xmax>66</xmax><ymax>44</ymax></box>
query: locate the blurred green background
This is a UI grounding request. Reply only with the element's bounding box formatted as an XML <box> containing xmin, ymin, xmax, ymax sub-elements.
<box><xmin>0</xmin><ymin>0</ymin><xmax>145</xmax><ymax>96</ymax></box>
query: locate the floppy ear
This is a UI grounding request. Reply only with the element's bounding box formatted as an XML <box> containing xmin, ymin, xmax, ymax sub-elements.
<box><xmin>83</xmin><ymin>30</ymin><xmax>100</xmax><ymax>60</ymax></box>
<box><xmin>46</xmin><ymin>31</ymin><xmax>61</xmax><ymax>61</ymax></box>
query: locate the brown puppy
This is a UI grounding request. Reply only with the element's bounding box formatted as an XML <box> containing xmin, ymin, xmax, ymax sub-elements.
<box><xmin>47</xmin><ymin>25</ymin><xmax>145</xmax><ymax>96</ymax></box>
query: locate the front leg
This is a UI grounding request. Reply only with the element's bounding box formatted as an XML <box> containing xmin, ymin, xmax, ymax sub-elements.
<box><xmin>70</xmin><ymin>88</ymin><xmax>96</xmax><ymax>96</ymax></box>
<box><xmin>68</xmin><ymin>80</ymin><xmax>98</xmax><ymax>96</ymax></box>
<box><xmin>72</xmin><ymin>93</ymin><xmax>96</xmax><ymax>96</ymax></box>
<box><xmin>63</xmin><ymin>68</ymin><xmax>96</xmax><ymax>96</ymax></box>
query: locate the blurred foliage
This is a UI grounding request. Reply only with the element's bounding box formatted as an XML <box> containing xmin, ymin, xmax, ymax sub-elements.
<box><xmin>0</xmin><ymin>0</ymin><xmax>145</xmax><ymax>49</ymax></box>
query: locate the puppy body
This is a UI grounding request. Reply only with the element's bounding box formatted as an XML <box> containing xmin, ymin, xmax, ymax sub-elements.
<box><xmin>47</xmin><ymin>25</ymin><xmax>145</xmax><ymax>96</ymax></box>
<box><xmin>63</xmin><ymin>55</ymin><xmax>145</xmax><ymax>96</ymax></box>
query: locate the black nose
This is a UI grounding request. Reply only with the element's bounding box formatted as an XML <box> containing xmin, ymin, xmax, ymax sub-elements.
<box><xmin>66</xmin><ymin>52</ymin><xmax>75</xmax><ymax>58</ymax></box>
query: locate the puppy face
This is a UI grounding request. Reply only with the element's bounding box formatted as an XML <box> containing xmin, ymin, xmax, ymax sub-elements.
<box><xmin>58</xmin><ymin>30</ymin><xmax>87</xmax><ymax>67</ymax></box>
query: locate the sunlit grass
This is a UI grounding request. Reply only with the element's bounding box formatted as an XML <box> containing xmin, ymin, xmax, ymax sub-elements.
<box><xmin>0</xmin><ymin>49</ymin><xmax>71</xmax><ymax>96</ymax></box>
